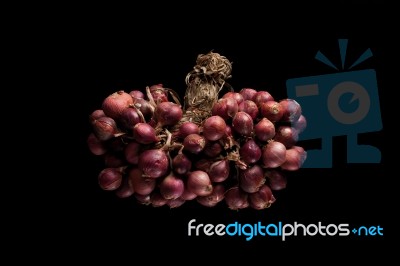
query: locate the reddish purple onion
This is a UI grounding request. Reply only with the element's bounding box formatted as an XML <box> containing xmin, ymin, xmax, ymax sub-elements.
<box><xmin>222</xmin><ymin>92</ymin><xmax>244</xmax><ymax>105</ymax></box>
<box><xmin>195</xmin><ymin>159</ymin><xmax>213</xmax><ymax>172</ymax></box>
<box><xmin>211</xmin><ymin>98</ymin><xmax>238</xmax><ymax>120</ymax></box>
<box><xmin>232</xmin><ymin>111</ymin><xmax>253</xmax><ymax>136</ymax></box>
<box><xmin>150</xmin><ymin>192</ymin><xmax>169</xmax><ymax>207</ymax></box>
<box><xmin>180</xmin><ymin>186</ymin><xmax>198</xmax><ymax>200</ymax></box>
<box><xmin>197</xmin><ymin>184</ymin><xmax>225</xmax><ymax>207</ymax></box>
<box><xmin>87</xmin><ymin>133</ymin><xmax>107</xmax><ymax>155</ymax></box>
<box><xmin>239</xmin><ymin>88</ymin><xmax>258</xmax><ymax>101</ymax></box>
<box><xmin>274</xmin><ymin>126</ymin><xmax>299</xmax><ymax>148</ymax></box>
<box><xmin>280</xmin><ymin>99</ymin><xmax>302</xmax><ymax>122</ymax></box>
<box><xmin>260</xmin><ymin>101</ymin><xmax>283</xmax><ymax>122</ymax></box>
<box><xmin>119</xmin><ymin>108</ymin><xmax>142</xmax><ymax>129</ymax></box>
<box><xmin>238</xmin><ymin>100</ymin><xmax>259</xmax><ymax>120</ymax></box>
<box><xmin>293</xmin><ymin>115</ymin><xmax>307</xmax><ymax>133</ymax></box>
<box><xmin>280</xmin><ymin>146</ymin><xmax>307</xmax><ymax>171</ymax></box>
<box><xmin>208</xmin><ymin>159</ymin><xmax>230</xmax><ymax>183</ymax></box>
<box><xmin>129</xmin><ymin>168</ymin><xmax>156</xmax><ymax>195</ymax></box>
<box><xmin>159</xmin><ymin>173</ymin><xmax>185</xmax><ymax>200</ymax></box>
<box><xmin>132</xmin><ymin>97</ymin><xmax>154</xmax><ymax>120</ymax></box>
<box><xmin>129</xmin><ymin>90</ymin><xmax>145</xmax><ymax>99</ymax></box>
<box><xmin>203</xmin><ymin>141</ymin><xmax>223</xmax><ymax>157</ymax></box>
<box><xmin>265</xmin><ymin>169</ymin><xmax>287</xmax><ymax>191</ymax></box>
<box><xmin>254</xmin><ymin>118</ymin><xmax>275</xmax><ymax>142</ymax></box>
<box><xmin>102</xmin><ymin>90</ymin><xmax>133</xmax><ymax>120</ymax></box>
<box><xmin>115</xmin><ymin>177</ymin><xmax>135</xmax><ymax>198</ymax></box>
<box><xmin>92</xmin><ymin>116</ymin><xmax>118</xmax><ymax>141</ymax></box>
<box><xmin>249</xmin><ymin>185</ymin><xmax>276</xmax><ymax>210</ymax></box>
<box><xmin>254</xmin><ymin>91</ymin><xmax>274</xmax><ymax>107</ymax></box>
<box><xmin>124</xmin><ymin>141</ymin><xmax>141</xmax><ymax>164</ymax></box>
<box><xmin>239</xmin><ymin>165</ymin><xmax>265</xmax><ymax>193</ymax></box>
<box><xmin>89</xmin><ymin>109</ymin><xmax>106</xmax><ymax>124</ymax></box>
<box><xmin>133</xmin><ymin>123</ymin><xmax>159</xmax><ymax>144</ymax></box>
<box><xmin>155</xmin><ymin>101</ymin><xmax>183</xmax><ymax>127</ymax></box>
<box><xmin>240</xmin><ymin>139</ymin><xmax>262</xmax><ymax>164</ymax></box>
<box><xmin>202</xmin><ymin>116</ymin><xmax>227</xmax><ymax>141</ymax></box>
<box><xmin>138</xmin><ymin>149</ymin><xmax>169</xmax><ymax>178</ymax></box>
<box><xmin>98</xmin><ymin>168</ymin><xmax>123</xmax><ymax>191</ymax></box>
<box><xmin>187</xmin><ymin>170</ymin><xmax>213</xmax><ymax>196</ymax></box>
<box><xmin>176</xmin><ymin>122</ymin><xmax>199</xmax><ymax>139</ymax></box>
<box><xmin>183</xmin><ymin>134</ymin><xmax>206</xmax><ymax>154</ymax></box>
<box><xmin>262</xmin><ymin>141</ymin><xmax>287</xmax><ymax>168</ymax></box>
<box><xmin>172</xmin><ymin>153</ymin><xmax>192</xmax><ymax>175</ymax></box>
<box><xmin>224</xmin><ymin>187</ymin><xmax>249</xmax><ymax>210</ymax></box>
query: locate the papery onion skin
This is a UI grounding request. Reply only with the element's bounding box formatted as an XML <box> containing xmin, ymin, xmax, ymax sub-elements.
<box><xmin>155</xmin><ymin>102</ymin><xmax>183</xmax><ymax>127</ymax></box>
<box><xmin>239</xmin><ymin>88</ymin><xmax>258</xmax><ymax>101</ymax></box>
<box><xmin>274</xmin><ymin>126</ymin><xmax>299</xmax><ymax>148</ymax></box>
<box><xmin>203</xmin><ymin>141</ymin><xmax>223</xmax><ymax>158</ymax></box>
<box><xmin>197</xmin><ymin>184</ymin><xmax>225</xmax><ymax>207</ymax></box>
<box><xmin>159</xmin><ymin>173</ymin><xmax>185</xmax><ymax>200</ymax></box>
<box><xmin>211</xmin><ymin>97</ymin><xmax>238</xmax><ymax>120</ymax></box>
<box><xmin>262</xmin><ymin>141</ymin><xmax>287</xmax><ymax>168</ymax></box>
<box><xmin>92</xmin><ymin>117</ymin><xmax>118</xmax><ymax>141</ymax></box>
<box><xmin>254</xmin><ymin>118</ymin><xmax>275</xmax><ymax>142</ymax></box>
<box><xmin>280</xmin><ymin>146</ymin><xmax>307</xmax><ymax>171</ymax></box>
<box><xmin>177</xmin><ymin>122</ymin><xmax>199</xmax><ymax>139</ymax></box>
<box><xmin>149</xmin><ymin>84</ymin><xmax>168</xmax><ymax>103</ymax></box>
<box><xmin>254</xmin><ymin>91</ymin><xmax>274</xmax><ymax>107</ymax></box>
<box><xmin>119</xmin><ymin>108</ymin><xmax>142</xmax><ymax>129</ymax></box>
<box><xmin>280</xmin><ymin>99</ymin><xmax>302</xmax><ymax>123</ymax></box>
<box><xmin>133</xmin><ymin>123</ymin><xmax>159</xmax><ymax>144</ymax></box>
<box><xmin>172</xmin><ymin>153</ymin><xmax>192</xmax><ymax>175</ymax></box>
<box><xmin>102</xmin><ymin>90</ymin><xmax>133</xmax><ymax>120</ymax></box>
<box><xmin>89</xmin><ymin>109</ymin><xmax>106</xmax><ymax>124</ymax></box>
<box><xmin>238</xmin><ymin>100</ymin><xmax>259</xmax><ymax>120</ymax></box>
<box><xmin>224</xmin><ymin>187</ymin><xmax>249</xmax><ymax>210</ymax></box>
<box><xmin>240</xmin><ymin>139</ymin><xmax>262</xmax><ymax>164</ymax></box>
<box><xmin>98</xmin><ymin>168</ymin><xmax>123</xmax><ymax>191</ymax></box>
<box><xmin>265</xmin><ymin>170</ymin><xmax>287</xmax><ymax>191</ymax></box>
<box><xmin>232</xmin><ymin>111</ymin><xmax>254</xmax><ymax>136</ymax></box>
<box><xmin>115</xmin><ymin>178</ymin><xmax>135</xmax><ymax>198</ymax></box>
<box><xmin>129</xmin><ymin>168</ymin><xmax>156</xmax><ymax>195</ymax></box>
<box><xmin>260</xmin><ymin>101</ymin><xmax>283</xmax><ymax>122</ymax></box>
<box><xmin>293</xmin><ymin>115</ymin><xmax>307</xmax><ymax>133</ymax></box>
<box><xmin>222</xmin><ymin>92</ymin><xmax>244</xmax><ymax>105</ymax></box>
<box><xmin>129</xmin><ymin>90</ymin><xmax>145</xmax><ymax>99</ymax></box>
<box><xmin>239</xmin><ymin>165</ymin><xmax>265</xmax><ymax>193</ymax></box>
<box><xmin>208</xmin><ymin>159</ymin><xmax>230</xmax><ymax>183</ymax></box>
<box><xmin>249</xmin><ymin>185</ymin><xmax>276</xmax><ymax>210</ymax></box>
<box><xmin>183</xmin><ymin>134</ymin><xmax>206</xmax><ymax>154</ymax></box>
<box><xmin>187</xmin><ymin>170</ymin><xmax>213</xmax><ymax>196</ymax></box>
<box><xmin>203</xmin><ymin>116</ymin><xmax>227</xmax><ymax>141</ymax></box>
<box><xmin>138</xmin><ymin>149</ymin><xmax>169</xmax><ymax>178</ymax></box>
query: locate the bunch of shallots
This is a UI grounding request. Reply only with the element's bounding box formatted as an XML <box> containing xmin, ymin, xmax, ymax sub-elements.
<box><xmin>88</xmin><ymin>52</ymin><xmax>306</xmax><ymax>210</ymax></box>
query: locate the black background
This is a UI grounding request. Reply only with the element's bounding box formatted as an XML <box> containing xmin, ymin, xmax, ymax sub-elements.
<box><xmin>51</xmin><ymin>3</ymin><xmax>390</xmax><ymax>260</ymax></box>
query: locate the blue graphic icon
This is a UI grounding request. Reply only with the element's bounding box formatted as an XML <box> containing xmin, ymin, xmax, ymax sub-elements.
<box><xmin>286</xmin><ymin>39</ymin><xmax>382</xmax><ymax>168</ymax></box>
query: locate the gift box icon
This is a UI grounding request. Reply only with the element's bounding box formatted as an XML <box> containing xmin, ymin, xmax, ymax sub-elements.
<box><xmin>286</xmin><ymin>39</ymin><xmax>382</xmax><ymax>168</ymax></box>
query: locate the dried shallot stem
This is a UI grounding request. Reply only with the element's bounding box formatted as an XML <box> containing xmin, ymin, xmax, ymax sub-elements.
<box><xmin>179</xmin><ymin>52</ymin><xmax>233</xmax><ymax>126</ymax></box>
